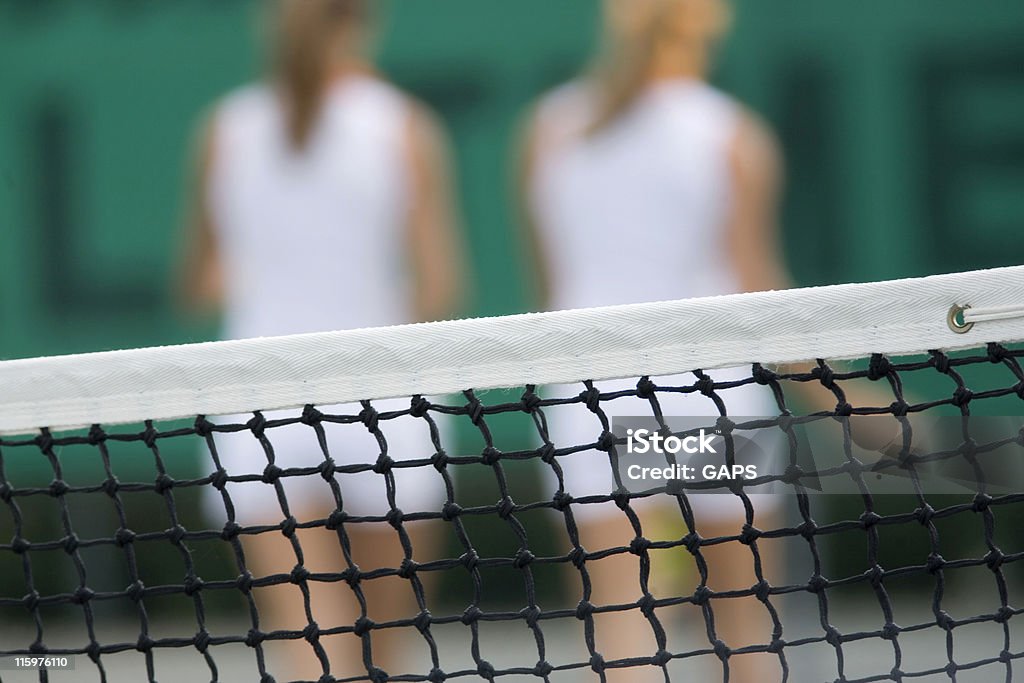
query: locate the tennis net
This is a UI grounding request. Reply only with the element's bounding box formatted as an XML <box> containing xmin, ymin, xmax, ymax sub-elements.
<box><xmin>1</xmin><ymin>266</ymin><xmax>1024</xmax><ymax>683</ymax></box>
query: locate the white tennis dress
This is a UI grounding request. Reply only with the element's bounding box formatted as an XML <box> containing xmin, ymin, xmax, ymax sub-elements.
<box><xmin>203</xmin><ymin>76</ymin><xmax>446</xmax><ymax>524</ymax></box>
<box><xmin>529</xmin><ymin>79</ymin><xmax>779</xmax><ymax>520</ymax></box>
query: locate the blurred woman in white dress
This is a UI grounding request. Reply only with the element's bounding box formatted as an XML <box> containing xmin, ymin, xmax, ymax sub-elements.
<box><xmin>180</xmin><ymin>1</ymin><xmax>465</xmax><ymax>679</ymax></box>
<box><xmin>520</xmin><ymin>1</ymin><xmax>789</xmax><ymax>680</ymax></box>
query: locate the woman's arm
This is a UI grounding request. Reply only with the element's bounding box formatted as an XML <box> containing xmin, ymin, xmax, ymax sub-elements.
<box><xmin>404</xmin><ymin>102</ymin><xmax>467</xmax><ymax>322</ymax></box>
<box><xmin>177</xmin><ymin>116</ymin><xmax>223</xmax><ymax>316</ymax></box>
<box><xmin>515</xmin><ymin>109</ymin><xmax>553</xmax><ymax>311</ymax></box>
<box><xmin>724</xmin><ymin>108</ymin><xmax>792</xmax><ymax>294</ymax></box>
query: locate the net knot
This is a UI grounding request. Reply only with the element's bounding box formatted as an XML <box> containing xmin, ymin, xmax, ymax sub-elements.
<box><xmin>520</xmin><ymin>388</ymin><xmax>543</xmax><ymax>412</ymax></box>
<box><xmin>995</xmin><ymin>606</ymin><xmax>1015</xmax><ymax>624</ymax></box>
<box><xmin>636</xmin><ymin>376</ymin><xmax>657</xmax><ymax>398</ymax></box>
<box><xmin>575</xmin><ymin>600</ymin><xmax>595</xmax><ymax>620</ymax></box>
<box><xmin>824</xmin><ymin>626</ymin><xmax>842</xmax><ymax>647</ymax></box>
<box><xmin>300</xmin><ymin>404</ymin><xmax>323</xmax><ymax>425</ymax></box>
<box><xmin>342</xmin><ymin>567</ymin><xmax>361</xmax><ymax>588</ymax></box>
<box><xmin>797</xmin><ymin>521</ymin><xmax>818</xmax><ymax>540</ymax></box>
<box><xmin>914</xmin><ymin>504</ymin><xmax>935</xmax><ymax>525</ymax></box>
<box><xmin>752</xmin><ymin>364</ymin><xmax>777</xmax><ymax>385</ymax></box>
<box><xmin>154</xmin><ymin>473</ymin><xmax>176</xmax><ymax>495</ymax></box>
<box><xmin>280</xmin><ymin>516</ymin><xmax>298</xmax><ymax>538</ymax></box>
<box><xmin>48</xmin><ymin>479</ymin><xmax>69</xmax><ymax>497</ymax></box>
<box><xmin>235</xmin><ymin>572</ymin><xmax>255</xmax><ymax>594</ymax></box>
<box><xmin>368</xmin><ymin>668</ymin><xmax>388</xmax><ymax>683</ymax></box>
<box><xmin>806</xmin><ymin>574</ymin><xmax>829</xmax><ymax>593</ymax></box>
<box><xmin>136</xmin><ymin>634</ymin><xmax>155</xmax><ymax>653</ymax></box>
<box><xmin>427</xmin><ymin>668</ymin><xmax>447</xmax><ymax>683</ymax></box>
<box><xmin>115</xmin><ymin>527</ymin><xmax>136</xmax><ymax>547</ymax></box>
<box><xmin>247</xmin><ymin>412</ymin><xmax>267</xmax><ymax>437</ymax></box>
<box><xmin>972</xmin><ymin>492</ymin><xmax>993</xmax><ymax>512</ymax></box>
<box><xmin>374</xmin><ymin>454</ymin><xmax>395</xmax><ymax>474</ymax></box>
<box><xmin>637</xmin><ymin>593</ymin><xmax>657</xmax><ymax>616</ymax></box>
<box><xmin>860</xmin><ymin>511</ymin><xmax>881</xmax><ymax>528</ymax></box>
<box><xmin>695</xmin><ymin>373</ymin><xmax>716</xmax><ymax>396</ymax></box>
<box><xmin>539</xmin><ymin>443</ymin><xmax>557</xmax><ymax>465</ymax></box>
<box><xmin>101</xmin><ymin>475</ymin><xmax>120</xmax><ymax>497</ymax></box>
<box><xmin>580</xmin><ymin>385</ymin><xmax>602</xmax><ymax>412</ymax></box>
<box><xmin>692</xmin><ymin>585</ymin><xmax>713</xmax><ymax>606</ymax></box>
<box><xmin>767</xmin><ymin>638</ymin><xmax>786</xmax><ymax>654</ymax></box>
<box><xmin>221</xmin><ymin>521</ymin><xmax>242</xmax><ymax>541</ymax></box>
<box><xmin>464</xmin><ymin>393</ymin><xmax>485</xmax><ymax>425</ymax></box>
<box><xmin>0</xmin><ymin>483</ymin><xmax>11</xmax><ymax>503</ymax></box>
<box><xmin>35</xmin><ymin>430</ymin><xmax>54</xmax><ymax>453</ymax></box>
<box><xmin>290</xmin><ymin>564</ymin><xmax>310</xmax><ymax>584</ymax></box>
<box><xmin>410</xmin><ymin>395</ymin><xmax>432</xmax><ymax>418</ymax></box>
<box><xmin>889</xmin><ymin>400</ymin><xmax>909</xmax><ymax>417</ymax></box>
<box><xmin>833</xmin><ymin>402</ymin><xmax>853</xmax><ymax>417</ymax></box>
<box><xmin>386</xmin><ymin>508</ymin><xmax>405</xmax><ymax>528</ymax></box>
<box><xmin>496</xmin><ymin>496</ymin><xmax>516</xmax><ymax>519</ymax></box>
<box><xmin>193</xmin><ymin>630</ymin><xmax>211</xmax><ymax>652</ymax></box>
<box><xmin>513</xmin><ymin>549</ymin><xmax>535</xmax><ymax>568</ymax></box>
<box><xmin>398</xmin><ymin>558</ymin><xmax>419</xmax><ymax>579</ymax></box>
<box><xmin>865</xmin><ymin>564</ymin><xmax>885</xmax><ymax>587</ymax></box>
<box><xmin>480</xmin><ymin>447</ymin><xmax>502</xmax><ymax>466</ymax></box>
<box><xmin>777</xmin><ymin>414</ymin><xmax>794</xmax><ymax>432</ymax></box>
<box><xmin>165</xmin><ymin>525</ymin><xmax>187</xmax><ymax>545</ymax></box>
<box><xmin>125</xmin><ymin>579</ymin><xmax>146</xmax><ymax>602</ymax></box>
<box><xmin>85</xmin><ymin>641</ymin><xmax>101</xmax><ymax>662</ymax></box>
<box><xmin>569</xmin><ymin>546</ymin><xmax>587</xmax><ymax>569</ymax></box>
<box><xmin>318</xmin><ymin>458</ymin><xmax>336</xmax><ymax>480</ymax></box>
<box><xmin>682</xmin><ymin>532</ymin><xmax>702</xmax><ymax>554</ymax></box>
<box><xmin>193</xmin><ymin>416</ymin><xmax>214</xmax><ymax>437</ymax></box>
<box><xmin>62</xmin><ymin>533</ymin><xmax>79</xmax><ymax>554</ymax></box>
<box><xmin>926</xmin><ymin>553</ymin><xmax>946</xmax><ymax>574</ymax></box>
<box><xmin>72</xmin><ymin>586</ymin><xmax>95</xmax><ymax>605</ymax></box>
<box><xmin>413</xmin><ymin>610</ymin><xmax>433</xmax><ymax>633</ymax></box>
<box><xmin>87</xmin><ymin>424</ymin><xmax>107</xmax><ymax>445</ymax></box>
<box><xmin>261</xmin><ymin>464</ymin><xmax>283</xmax><ymax>485</ymax></box>
<box><xmin>441</xmin><ymin>502</ymin><xmax>462</xmax><ymax>521</ymax></box>
<box><xmin>431</xmin><ymin>450</ymin><xmax>450</xmax><ymax>471</ymax></box>
<box><xmin>206</xmin><ymin>469</ymin><xmax>228</xmax><ymax>491</ymax></box>
<box><xmin>881</xmin><ymin>623</ymin><xmax>900</xmax><ymax>640</ymax></box>
<box><xmin>11</xmin><ymin>536</ymin><xmax>31</xmax><ymax>554</ymax></box>
<box><xmin>945</xmin><ymin>662</ymin><xmax>958</xmax><ymax>678</ymax></box>
<box><xmin>612</xmin><ymin>490</ymin><xmax>632</xmax><ymax>511</ymax></box>
<box><xmin>597</xmin><ymin>430</ymin><xmax>617</xmax><ymax>452</ymax></box>
<box><xmin>552</xmin><ymin>491</ymin><xmax>573</xmax><ymax>511</ymax></box>
<box><xmin>814</xmin><ymin>365</ymin><xmax>835</xmax><ymax>388</ymax></box>
<box><xmin>629</xmin><ymin>536</ymin><xmax>651</xmax><ymax>555</ymax></box>
<box><xmin>460</xmin><ymin>606</ymin><xmax>482</xmax><ymax>626</ymax></box>
<box><xmin>867</xmin><ymin>355</ymin><xmax>892</xmax><ymax>381</ymax></box>
<box><xmin>739</xmin><ymin>525</ymin><xmax>762</xmax><ymax>545</ymax></box>
<box><xmin>716</xmin><ymin>416</ymin><xmax>735</xmax><ymax>435</ymax></box>
<box><xmin>533</xmin><ymin>660</ymin><xmax>554</xmax><ymax>677</ymax></box>
<box><xmin>476</xmin><ymin>660</ymin><xmax>496</xmax><ymax>679</ymax></box>
<box><xmin>712</xmin><ymin>639</ymin><xmax>731</xmax><ymax>660</ymax></box>
<box><xmin>244</xmin><ymin>628</ymin><xmax>265</xmax><ymax>647</ymax></box>
<box><xmin>184</xmin><ymin>575</ymin><xmax>204</xmax><ymax>596</ymax></box>
<box><xmin>519</xmin><ymin>605</ymin><xmax>541</xmax><ymax>627</ymax></box>
<box><xmin>589</xmin><ymin>653</ymin><xmax>606</xmax><ymax>674</ymax></box>
<box><xmin>986</xmin><ymin>343</ymin><xmax>1009</xmax><ymax>363</ymax></box>
<box><xmin>952</xmin><ymin>386</ymin><xmax>973</xmax><ymax>407</ymax></box>
<box><xmin>302</xmin><ymin>621</ymin><xmax>320</xmax><ymax>643</ymax></box>
<box><xmin>460</xmin><ymin>550</ymin><xmax>480</xmax><ymax>571</ymax></box>
<box><xmin>753</xmin><ymin>580</ymin><xmax>771</xmax><ymax>602</ymax></box>
<box><xmin>935</xmin><ymin>610</ymin><xmax>955</xmax><ymax>631</ymax></box>
<box><xmin>141</xmin><ymin>422</ymin><xmax>160</xmax><ymax>449</ymax></box>
<box><xmin>22</xmin><ymin>591</ymin><xmax>40</xmax><ymax>612</ymax></box>
<box><xmin>652</xmin><ymin>649</ymin><xmax>672</xmax><ymax>666</ymax></box>
<box><xmin>985</xmin><ymin>549</ymin><xmax>1005</xmax><ymax>571</ymax></box>
<box><xmin>358</xmin><ymin>404</ymin><xmax>380</xmax><ymax>432</ymax></box>
<box><xmin>353</xmin><ymin>616</ymin><xmax>376</xmax><ymax>637</ymax></box>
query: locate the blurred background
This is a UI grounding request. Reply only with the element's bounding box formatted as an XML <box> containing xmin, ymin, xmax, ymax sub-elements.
<box><xmin>1</xmin><ymin>2</ymin><xmax>1023</xmax><ymax>680</ymax></box>
<box><xmin>1</xmin><ymin>0</ymin><xmax>1022</xmax><ymax>361</ymax></box>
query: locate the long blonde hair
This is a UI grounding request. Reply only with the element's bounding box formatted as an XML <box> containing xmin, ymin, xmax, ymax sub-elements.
<box><xmin>589</xmin><ymin>0</ymin><xmax>729</xmax><ymax>135</ymax></box>
<box><xmin>272</xmin><ymin>0</ymin><xmax>367</xmax><ymax>151</ymax></box>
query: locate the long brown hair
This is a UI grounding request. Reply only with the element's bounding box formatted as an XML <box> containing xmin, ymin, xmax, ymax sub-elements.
<box><xmin>272</xmin><ymin>0</ymin><xmax>367</xmax><ymax>151</ymax></box>
<box><xmin>588</xmin><ymin>0</ymin><xmax>729</xmax><ymax>135</ymax></box>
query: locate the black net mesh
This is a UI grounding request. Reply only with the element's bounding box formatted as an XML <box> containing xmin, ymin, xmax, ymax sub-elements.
<box><xmin>1</xmin><ymin>342</ymin><xmax>1023</xmax><ymax>683</ymax></box>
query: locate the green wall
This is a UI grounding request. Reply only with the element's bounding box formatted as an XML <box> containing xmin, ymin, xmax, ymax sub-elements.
<box><xmin>1</xmin><ymin>1</ymin><xmax>1022</xmax><ymax>361</ymax></box>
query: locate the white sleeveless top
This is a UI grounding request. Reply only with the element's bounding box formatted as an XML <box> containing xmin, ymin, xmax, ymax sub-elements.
<box><xmin>209</xmin><ymin>75</ymin><xmax>413</xmax><ymax>340</ymax></box>
<box><xmin>529</xmin><ymin>78</ymin><xmax>741</xmax><ymax>310</ymax></box>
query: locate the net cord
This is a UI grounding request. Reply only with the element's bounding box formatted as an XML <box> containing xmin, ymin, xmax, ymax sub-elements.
<box><xmin>1</xmin><ymin>265</ymin><xmax>1023</xmax><ymax>435</ymax></box>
